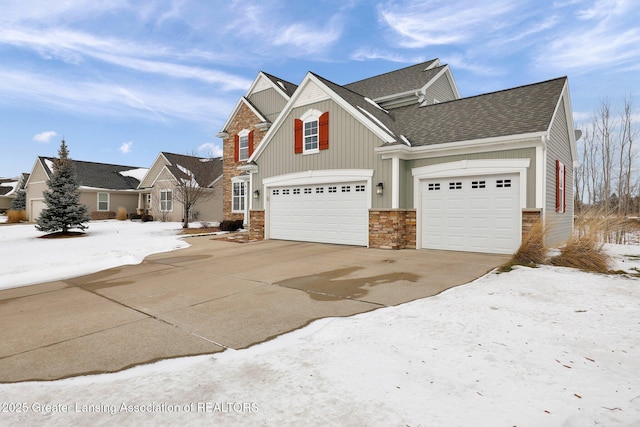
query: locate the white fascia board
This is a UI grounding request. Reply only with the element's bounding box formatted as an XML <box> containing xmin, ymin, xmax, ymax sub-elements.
<box><xmin>376</xmin><ymin>132</ymin><xmax>546</xmax><ymax>160</ymax></box>
<box><xmin>218</xmin><ymin>97</ymin><xmax>267</xmax><ymax>134</ymax></box>
<box><xmin>443</xmin><ymin>65</ymin><xmax>461</xmax><ymax>99</ymax></box>
<box><xmin>149</xmin><ymin>165</ymin><xmax>177</xmax><ymax>189</ymax></box>
<box><xmin>263</xmin><ymin>169</ymin><xmax>374</xmax><ymax>187</ymax></box>
<box><xmin>238</xmin><ymin>163</ymin><xmax>258</xmax><ymax>173</ymax></box>
<box><xmin>78</xmin><ymin>186</ymin><xmax>141</xmax><ymax>193</ymax></box>
<box><xmin>231</xmin><ymin>174</ymin><xmax>250</xmax><ymax>183</ymax></box>
<box><xmin>249</xmin><ymin>73</ymin><xmax>396</xmax><ymax>162</ymax></box>
<box><xmin>24</xmin><ymin>157</ymin><xmax>47</xmax><ymax>188</ymax></box>
<box><xmin>137</xmin><ymin>152</ymin><xmax>166</xmax><ymax>189</ymax></box>
<box><xmin>424</xmin><ymin>59</ymin><xmax>440</xmax><ymax>70</ymax></box>
<box><xmin>548</xmin><ymin>80</ymin><xmax>578</xmax><ymax>166</ymax></box>
<box><xmin>248</xmin><ymin>72</ymin><xmax>291</xmax><ymax>100</ymax></box>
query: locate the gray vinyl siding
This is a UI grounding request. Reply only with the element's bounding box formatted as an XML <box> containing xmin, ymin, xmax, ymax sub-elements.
<box><xmin>253</xmin><ymin>99</ymin><xmax>391</xmax><ymax>209</ymax></box>
<box><xmin>403</xmin><ymin>148</ymin><xmax>537</xmax><ymax>209</ymax></box>
<box><xmin>424</xmin><ymin>74</ymin><xmax>456</xmax><ymax>104</ymax></box>
<box><xmin>249</xmin><ymin>88</ymin><xmax>288</xmax><ymax>123</ymax></box>
<box><xmin>545</xmin><ymin>96</ymin><xmax>574</xmax><ymax>246</ymax></box>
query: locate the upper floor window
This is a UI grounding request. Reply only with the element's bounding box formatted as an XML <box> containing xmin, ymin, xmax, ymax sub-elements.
<box><xmin>304</xmin><ymin>120</ymin><xmax>318</xmax><ymax>152</ymax></box>
<box><xmin>234</xmin><ymin>129</ymin><xmax>254</xmax><ymax>162</ymax></box>
<box><xmin>556</xmin><ymin>160</ymin><xmax>566</xmax><ymax>213</ymax></box>
<box><xmin>294</xmin><ymin>109</ymin><xmax>329</xmax><ymax>154</ymax></box>
<box><xmin>239</xmin><ymin>134</ymin><xmax>249</xmax><ymax>160</ymax></box>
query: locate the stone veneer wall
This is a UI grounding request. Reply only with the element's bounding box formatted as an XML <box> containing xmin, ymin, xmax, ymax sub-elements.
<box><xmin>522</xmin><ymin>209</ymin><xmax>542</xmax><ymax>239</ymax></box>
<box><xmin>368</xmin><ymin>209</ymin><xmax>416</xmax><ymax>250</ymax></box>
<box><xmin>249</xmin><ymin>210</ymin><xmax>265</xmax><ymax>241</ymax></box>
<box><xmin>222</xmin><ymin>103</ymin><xmax>267</xmax><ymax>222</ymax></box>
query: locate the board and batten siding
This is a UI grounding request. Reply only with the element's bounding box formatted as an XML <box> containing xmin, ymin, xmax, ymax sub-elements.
<box><xmin>424</xmin><ymin>74</ymin><xmax>457</xmax><ymax>105</ymax></box>
<box><xmin>253</xmin><ymin>98</ymin><xmax>392</xmax><ymax>209</ymax></box>
<box><xmin>249</xmin><ymin>88</ymin><xmax>288</xmax><ymax>123</ymax></box>
<box><xmin>545</xmin><ymin>96</ymin><xmax>574</xmax><ymax>246</ymax></box>
<box><xmin>403</xmin><ymin>147</ymin><xmax>537</xmax><ymax>209</ymax></box>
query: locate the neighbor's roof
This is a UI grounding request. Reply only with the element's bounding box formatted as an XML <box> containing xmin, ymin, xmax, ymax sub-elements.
<box><xmin>162</xmin><ymin>152</ymin><xmax>223</xmax><ymax>187</ymax></box>
<box><xmin>39</xmin><ymin>157</ymin><xmax>145</xmax><ymax>190</ymax></box>
<box><xmin>387</xmin><ymin>77</ymin><xmax>568</xmax><ymax>147</ymax></box>
<box><xmin>343</xmin><ymin>59</ymin><xmax>442</xmax><ymax>100</ymax></box>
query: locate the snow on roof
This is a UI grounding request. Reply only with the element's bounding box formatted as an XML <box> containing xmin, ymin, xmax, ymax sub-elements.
<box><xmin>356</xmin><ymin>106</ymin><xmax>395</xmax><ymax>136</ymax></box>
<box><xmin>44</xmin><ymin>159</ymin><xmax>54</xmax><ymax>172</ymax></box>
<box><xmin>400</xmin><ymin>135</ymin><xmax>412</xmax><ymax>147</ymax></box>
<box><xmin>176</xmin><ymin>164</ymin><xmax>199</xmax><ymax>187</ymax></box>
<box><xmin>119</xmin><ymin>168</ymin><xmax>149</xmax><ymax>182</ymax></box>
<box><xmin>364</xmin><ymin>97</ymin><xmax>388</xmax><ymax>113</ymax></box>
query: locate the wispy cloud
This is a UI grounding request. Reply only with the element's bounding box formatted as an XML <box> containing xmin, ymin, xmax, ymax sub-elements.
<box><xmin>119</xmin><ymin>141</ymin><xmax>133</xmax><ymax>154</ymax></box>
<box><xmin>33</xmin><ymin>130</ymin><xmax>57</xmax><ymax>143</ymax></box>
<box><xmin>350</xmin><ymin>48</ymin><xmax>427</xmax><ymax>63</ymax></box>
<box><xmin>378</xmin><ymin>0</ymin><xmax>519</xmax><ymax>48</ymax></box>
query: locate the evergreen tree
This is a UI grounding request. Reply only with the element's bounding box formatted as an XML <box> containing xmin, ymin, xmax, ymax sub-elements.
<box><xmin>36</xmin><ymin>140</ymin><xmax>90</xmax><ymax>234</ymax></box>
<box><xmin>9</xmin><ymin>190</ymin><xmax>26</xmax><ymax>211</ymax></box>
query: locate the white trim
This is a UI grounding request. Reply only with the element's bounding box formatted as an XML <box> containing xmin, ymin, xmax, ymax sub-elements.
<box><xmin>249</xmin><ymin>73</ymin><xmax>396</xmax><ymax>162</ymax></box>
<box><xmin>231</xmin><ymin>180</ymin><xmax>246</xmax><ymax>214</ymax></box>
<box><xmin>159</xmin><ymin>189</ymin><xmax>173</xmax><ymax>212</ymax></box>
<box><xmin>412</xmin><ymin>159</ymin><xmax>530</xmax><ymax>249</ymax></box>
<box><xmin>97</xmin><ymin>192</ymin><xmax>110</xmax><ymax>211</ymax></box>
<box><xmin>391</xmin><ymin>156</ymin><xmax>399</xmax><ymax>208</ymax></box>
<box><xmin>536</xmin><ymin>144</ymin><xmax>545</xmax><ymax>208</ymax></box>
<box><xmin>377</xmin><ymin>133</ymin><xmax>546</xmax><ymax>160</ymax></box>
<box><xmin>238</xmin><ymin>129</ymin><xmax>250</xmax><ymax>161</ymax></box>
<box><xmin>262</xmin><ymin>169</ymin><xmax>374</xmax><ymax>242</ymax></box>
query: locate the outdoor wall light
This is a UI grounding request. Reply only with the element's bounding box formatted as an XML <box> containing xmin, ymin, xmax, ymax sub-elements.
<box><xmin>253</xmin><ymin>189</ymin><xmax>260</xmax><ymax>199</ymax></box>
<box><xmin>376</xmin><ymin>182</ymin><xmax>384</xmax><ymax>195</ymax></box>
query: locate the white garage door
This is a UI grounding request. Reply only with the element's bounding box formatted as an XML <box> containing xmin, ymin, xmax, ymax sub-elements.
<box><xmin>421</xmin><ymin>174</ymin><xmax>520</xmax><ymax>254</ymax></box>
<box><xmin>30</xmin><ymin>199</ymin><xmax>45</xmax><ymax>222</ymax></box>
<box><xmin>269</xmin><ymin>182</ymin><xmax>368</xmax><ymax>246</ymax></box>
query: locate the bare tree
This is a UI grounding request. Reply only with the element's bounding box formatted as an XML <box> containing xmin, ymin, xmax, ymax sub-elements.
<box><xmin>169</xmin><ymin>153</ymin><xmax>222</xmax><ymax>228</ymax></box>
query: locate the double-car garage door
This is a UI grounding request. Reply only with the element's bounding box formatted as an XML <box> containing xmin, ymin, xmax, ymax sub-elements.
<box><xmin>269</xmin><ymin>181</ymin><xmax>368</xmax><ymax>246</ymax></box>
<box><xmin>420</xmin><ymin>174</ymin><xmax>520</xmax><ymax>254</ymax></box>
<box><xmin>266</xmin><ymin>173</ymin><xmax>521</xmax><ymax>253</ymax></box>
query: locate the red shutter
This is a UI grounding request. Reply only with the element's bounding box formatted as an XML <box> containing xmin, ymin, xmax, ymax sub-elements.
<box><xmin>319</xmin><ymin>112</ymin><xmax>329</xmax><ymax>150</ymax></box>
<box><xmin>294</xmin><ymin>119</ymin><xmax>303</xmax><ymax>154</ymax></box>
<box><xmin>248</xmin><ymin>130</ymin><xmax>255</xmax><ymax>156</ymax></box>
<box><xmin>234</xmin><ymin>135</ymin><xmax>239</xmax><ymax>162</ymax></box>
<box><xmin>563</xmin><ymin>163</ymin><xmax>567</xmax><ymax>213</ymax></box>
<box><xmin>555</xmin><ymin>160</ymin><xmax>560</xmax><ymax>212</ymax></box>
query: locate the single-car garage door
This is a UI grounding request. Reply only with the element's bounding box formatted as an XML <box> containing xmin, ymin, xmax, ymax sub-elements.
<box><xmin>421</xmin><ymin>174</ymin><xmax>520</xmax><ymax>254</ymax></box>
<box><xmin>30</xmin><ymin>199</ymin><xmax>45</xmax><ymax>222</ymax></box>
<box><xmin>269</xmin><ymin>182</ymin><xmax>368</xmax><ymax>246</ymax></box>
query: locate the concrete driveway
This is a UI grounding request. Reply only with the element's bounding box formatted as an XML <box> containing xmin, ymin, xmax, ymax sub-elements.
<box><xmin>0</xmin><ymin>238</ymin><xmax>509</xmax><ymax>382</ymax></box>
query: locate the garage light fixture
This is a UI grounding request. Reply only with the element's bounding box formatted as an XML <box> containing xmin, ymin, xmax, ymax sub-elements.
<box><xmin>253</xmin><ymin>189</ymin><xmax>260</xmax><ymax>199</ymax></box>
<box><xmin>376</xmin><ymin>182</ymin><xmax>384</xmax><ymax>195</ymax></box>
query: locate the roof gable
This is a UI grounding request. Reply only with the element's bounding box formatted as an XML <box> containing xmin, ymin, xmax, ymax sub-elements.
<box><xmin>160</xmin><ymin>152</ymin><xmax>223</xmax><ymax>188</ymax></box>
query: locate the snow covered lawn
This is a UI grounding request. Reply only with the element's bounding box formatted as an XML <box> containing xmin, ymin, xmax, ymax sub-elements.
<box><xmin>0</xmin><ymin>220</ymin><xmax>188</xmax><ymax>290</ymax></box>
<box><xmin>0</xmin><ymin>221</ymin><xmax>638</xmax><ymax>426</ymax></box>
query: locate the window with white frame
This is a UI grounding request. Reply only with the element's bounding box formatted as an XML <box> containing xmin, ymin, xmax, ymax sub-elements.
<box><xmin>556</xmin><ymin>160</ymin><xmax>566</xmax><ymax>213</ymax></box>
<box><xmin>304</xmin><ymin>120</ymin><xmax>318</xmax><ymax>151</ymax></box>
<box><xmin>238</xmin><ymin>134</ymin><xmax>249</xmax><ymax>161</ymax></box>
<box><xmin>232</xmin><ymin>181</ymin><xmax>245</xmax><ymax>212</ymax></box>
<box><xmin>97</xmin><ymin>192</ymin><xmax>109</xmax><ymax>211</ymax></box>
<box><xmin>160</xmin><ymin>189</ymin><xmax>173</xmax><ymax>212</ymax></box>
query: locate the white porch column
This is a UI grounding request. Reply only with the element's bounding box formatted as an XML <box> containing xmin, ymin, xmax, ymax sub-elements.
<box><xmin>392</xmin><ymin>155</ymin><xmax>400</xmax><ymax>208</ymax></box>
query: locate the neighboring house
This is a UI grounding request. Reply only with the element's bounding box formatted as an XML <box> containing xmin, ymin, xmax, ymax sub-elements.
<box><xmin>216</xmin><ymin>72</ymin><xmax>298</xmax><ymax>224</ymax></box>
<box><xmin>137</xmin><ymin>152</ymin><xmax>223</xmax><ymax>223</ymax></box>
<box><xmin>220</xmin><ymin>59</ymin><xmax>578</xmax><ymax>254</ymax></box>
<box><xmin>0</xmin><ymin>173</ymin><xmax>29</xmax><ymax>213</ymax></box>
<box><xmin>25</xmin><ymin>158</ymin><xmax>147</xmax><ymax>222</ymax></box>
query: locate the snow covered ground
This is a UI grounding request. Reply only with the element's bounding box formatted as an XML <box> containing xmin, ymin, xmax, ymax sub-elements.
<box><xmin>0</xmin><ymin>220</ymin><xmax>189</xmax><ymax>290</ymax></box>
<box><xmin>0</xmin><ymin>221</ymin><xmax>639</xmax><ymax>426</ymax></box>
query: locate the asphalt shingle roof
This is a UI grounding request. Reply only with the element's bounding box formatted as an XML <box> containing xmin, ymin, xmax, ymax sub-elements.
<box><xmin>162</xmin><ymin>152</ymin><xmax>223</xmax><ymax>187</ymax></box>
<box><xmin>388</xmin><ymin>77</ymin><xmax>567</xmax><ymax>146</ymax></box>
<box><xmin>343</xmin><ymin>59</ymin><xmax>442</xmax><ymax>99</ymax></box>
<box><xmin>261</xmin><ymin>72</ymin><xmax>299</xmax><ymax>97</ymax></box>
<box><xmin>40</xmin><ymin>158</ymin><xmax>144</xmax><ymax>190</ymax></box>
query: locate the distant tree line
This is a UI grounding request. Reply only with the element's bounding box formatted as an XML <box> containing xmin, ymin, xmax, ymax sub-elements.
<box><xmin>574</xmin><ymin>96</ymin><xmax>638</xmax><ymax>216</ymax></box>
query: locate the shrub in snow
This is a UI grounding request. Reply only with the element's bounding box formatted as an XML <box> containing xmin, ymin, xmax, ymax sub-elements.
<box><xmin>219</xmin><ymin>219</ymin><xmax>244</xmax><ymax>231</ymax></box>
<box><xmin>36</xmin><ymin>140</ymin><xmax>90</xmax><ymax>234</ymax></box>
<box><xmin>6</xmin><ymin>210</ymin><xmax>25</xmax><ymax>224</ymax></box>
<box><xmin>116</xmin><ymin>207</ymin><xmax>128</xmax><ymax>221</ymax></box>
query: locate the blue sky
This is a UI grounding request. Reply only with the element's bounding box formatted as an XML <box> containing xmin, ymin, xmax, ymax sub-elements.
<box><xmin>1</xmin><ymin>0</ymin><xmax>639</xmax><ymax>177</ymax></box>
